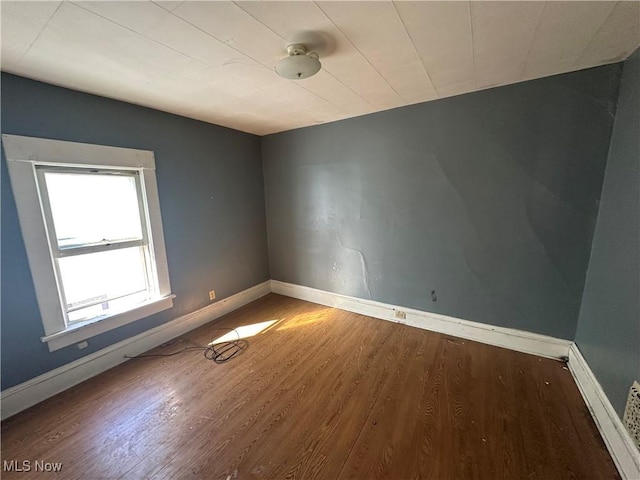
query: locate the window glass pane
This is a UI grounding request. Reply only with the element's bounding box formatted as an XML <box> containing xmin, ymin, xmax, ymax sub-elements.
<box><xmin>58</xmin><ymin>247</ymin><xmax>150</xmax><ymax>321</ymax></box>
<box><xmin>67</xmin><ymin>291</ymin><xmax>152</xmax><ymax>323</ymax></box>
<box><xmin>44</xmin><ymin>171</ymin><xmax>143</xmax><ymax>249</ymax></box>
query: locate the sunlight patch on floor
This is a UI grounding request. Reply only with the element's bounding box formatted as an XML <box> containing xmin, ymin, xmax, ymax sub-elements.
<box><xmin>276</xmin><ymin>308</ymin><xmax>334</xmax><ymax>331</ymax></box>
<box><xmin>209</xmin><ymin>319</ymin><xmax>279</xmax><ymax>344</ymax></box>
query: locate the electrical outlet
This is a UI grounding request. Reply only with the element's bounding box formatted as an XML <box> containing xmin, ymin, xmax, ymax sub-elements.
<box><xmin>77</xmin><ymin>341</ymin><xmax>88</xmax><ymax>350</ymax></box>
<box><xmin>395</xmin><ymin>310</ymin><xmax>406</xmax><ymax>320</ymax></box>
<box><xmin>209</xmin><ymin>290</ymin><xmax>216</xmax><ymax>301</ymax></box>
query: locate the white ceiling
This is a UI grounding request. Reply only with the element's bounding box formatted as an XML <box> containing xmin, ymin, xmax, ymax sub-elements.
<box><xmin>2</xmin><ymin>1</ymin><xmax>639</xmax><ymax>136</ymax></box>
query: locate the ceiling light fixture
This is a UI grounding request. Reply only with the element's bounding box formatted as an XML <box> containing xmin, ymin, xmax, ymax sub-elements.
<box><xmin>275</xmin><ymin>44</ymin><xmax>321</xmax><ymax>80</ymax></box>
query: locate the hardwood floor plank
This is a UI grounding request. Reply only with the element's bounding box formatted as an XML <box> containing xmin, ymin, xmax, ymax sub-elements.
<box><xmin>1</xmin><ymin>294</ymin><xmax>619</xmax><ymax>480</ymax></box>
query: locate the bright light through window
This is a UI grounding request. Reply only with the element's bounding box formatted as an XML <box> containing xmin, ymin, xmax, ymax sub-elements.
<box><xmin>37</xmin><ymin>167</ymin><xmax>157</xmax><ymax>324</ymax></box>
<box><xmin>59</xmin><ymin>247</ymin><xmax>150</xmax><ymax>322</ymax></box>
<box><xmin>44</xmin><ymin>171</ymin><xmax>143</xmax><ymax>248</ymax></box>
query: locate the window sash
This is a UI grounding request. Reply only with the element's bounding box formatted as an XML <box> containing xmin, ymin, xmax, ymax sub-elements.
<box><xmin>34</xmin><ymin>165</ymin><xmax>157</xmax><ymax>325</ymax></box>
<box><xmin>57</xmin><ymin>244</ymin><xmax>155</xmax><ymax>318</ymax></box>
<box><xmin>34</xmin><ymin>165</ymin><xmax>150</xmax><ymax>256</ymax></box>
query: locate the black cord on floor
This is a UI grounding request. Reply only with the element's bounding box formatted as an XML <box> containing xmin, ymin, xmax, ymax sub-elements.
<box><xmin>204</xmin><ymin>327</ymin><xmax>248</xmax><ymax>364</ymax></box>
<box><xmin>124</xmin><ymin>346</ymin><xmax>206</xmax><ymax>358</ymax></box>
<box><xmin>204</xmin><ymin>339</ymin><xmax>248</xmax><ymax>364</ymax></box>
<box><xmin>124</xmin><ymin>327</ymin><xmax>247</xmax><ymax>364</ymax></box>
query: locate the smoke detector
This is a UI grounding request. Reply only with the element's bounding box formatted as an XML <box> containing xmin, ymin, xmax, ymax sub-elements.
<box><xmin>275</xmin><ymin>44</ymin><xmax>321</xmax><ymax>80</ymax></box>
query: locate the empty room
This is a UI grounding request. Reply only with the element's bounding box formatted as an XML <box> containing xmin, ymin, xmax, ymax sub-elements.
<box><xmin>1</xmin><ymin>1</ymin><xmax>639</xmax><ymax>479</ymax></box>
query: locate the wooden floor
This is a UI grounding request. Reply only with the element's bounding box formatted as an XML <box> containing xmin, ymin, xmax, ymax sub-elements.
<box><xmin>2</xmin><ymin>294</ymin><xmax>618</xmax><ymax>479</ymax></box>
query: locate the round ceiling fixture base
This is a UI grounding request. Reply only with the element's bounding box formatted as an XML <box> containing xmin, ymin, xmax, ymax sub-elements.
<box><xmin>276</xmin><ymin>43</ymin><xmax>321</xmax><ymax>80</ymax></box>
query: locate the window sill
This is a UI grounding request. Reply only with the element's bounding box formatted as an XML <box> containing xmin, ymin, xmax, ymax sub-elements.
<box><xmin>41</xmin><ymin>295</ymin><xmax>175</xmax><ymax>352</ymax></box>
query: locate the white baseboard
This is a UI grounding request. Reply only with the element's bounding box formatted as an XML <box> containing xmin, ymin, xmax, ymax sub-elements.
<box><xmin>1</xmin><ymin>281</ymin><xmax>271</xmax><ymax>421</ymax></box>
<box><xmin>271</xmin><ymin>280</ymin><xmax>572</xmax><ymax>360</ymax></box>
<box><xmin>568</xmin><ymin>344</ymin><xmax>640</xmax><ymax>479</ymax></box>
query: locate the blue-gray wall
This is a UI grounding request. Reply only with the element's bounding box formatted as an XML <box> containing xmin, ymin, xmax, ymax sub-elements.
<box><xmin>576</xmin><ymin>51</ymin><xmax>640</xmax><ymax>417</ymax></box>
<box><xmin>1</xmin><ymin>73</ymin><xmax>269</xmax><ymax>390</ymax></box>
<box><xmin>262</xmin><ymin>65</ymin><xmax>621</xmax><ymax>339</ymax></box>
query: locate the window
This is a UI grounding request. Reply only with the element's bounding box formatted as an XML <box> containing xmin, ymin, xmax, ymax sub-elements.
<box><xmin>3</xmin><ymin>135</ymin><xmax>173</xmax><ymax>351</ymax></box>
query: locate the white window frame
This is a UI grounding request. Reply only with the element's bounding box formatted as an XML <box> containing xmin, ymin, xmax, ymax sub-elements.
<box><xmin>2</xmin><ymin>134</ymin><xmax>174</xmax><ymax>352</ymax></box>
